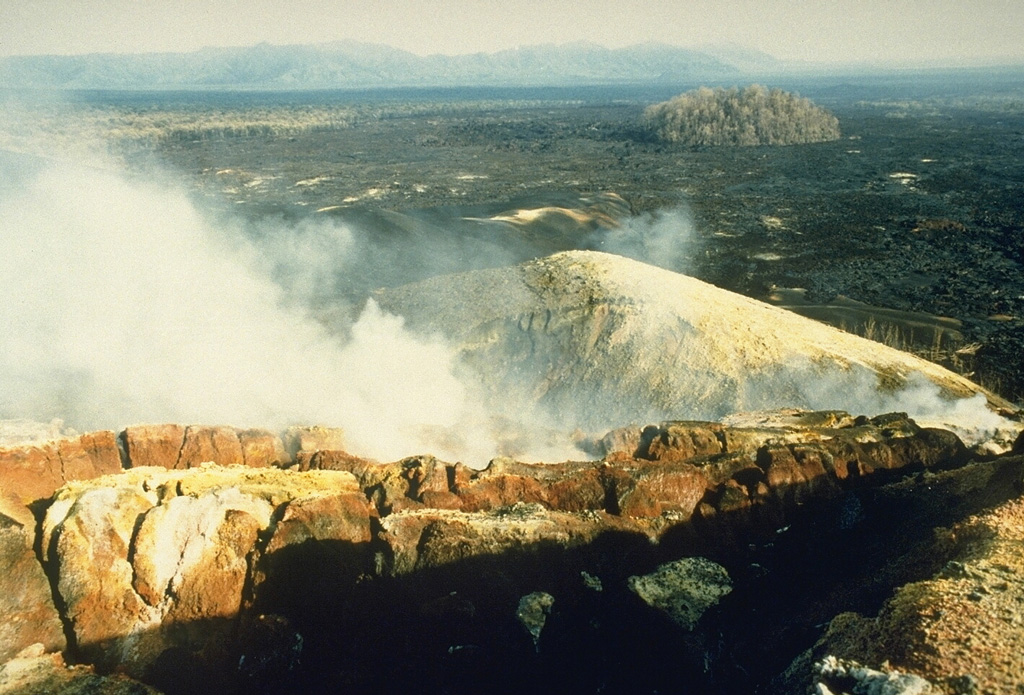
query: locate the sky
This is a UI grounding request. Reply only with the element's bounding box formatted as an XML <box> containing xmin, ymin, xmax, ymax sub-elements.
<box><xmin>1</xmin><ymin>0</ymin><xmax>1022</xmax><ymax>66</ymax></box>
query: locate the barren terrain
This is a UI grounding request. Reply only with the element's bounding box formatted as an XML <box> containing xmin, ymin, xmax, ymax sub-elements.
<box><xmin>13</xmin><ymin>73</ymin><xmax>1014</xmax><ymax>399</ymax></box>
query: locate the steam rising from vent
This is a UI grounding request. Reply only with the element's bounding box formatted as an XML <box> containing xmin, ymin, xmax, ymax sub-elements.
<box><xmin>0</xmin><ymin>155</ymin><xmax>515</xmax><ymax>463</ymax></box>
<box><xmin>587</xmin><ymin>207</ymin><xmax>697</xmax><ymax>276</ymax></box>
<box><xmin>0</xmin><ymin>148</ymin><xmax>1016</xmax><ymax>464</ymax></box>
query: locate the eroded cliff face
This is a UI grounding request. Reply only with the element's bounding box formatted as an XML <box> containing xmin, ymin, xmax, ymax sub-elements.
<box><xmin>0</xmin><ymin>414</ymin><xmax>1022</xmax><ymax>694</ymax></box>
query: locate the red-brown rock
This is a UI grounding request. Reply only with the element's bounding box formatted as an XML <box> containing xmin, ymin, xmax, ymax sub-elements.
<box><xmin>282</xmin><ymin>425</ymin><xmax>346</xmax><ymax>458</ymax></box>
<box><xmin>0</xmin><ymin>430</ymin><xmax>121</xmax><ymax>503</ymax></box>
<box><xmin>639</xmin><ymin>422</ymin><xmax>724</xmax><ymax>462</ymax></box>
<box><xmin>759</xmin><ymin>445</ymin><xmax>836</xmax><ymax>504</ymax></box>
<box><xmin>615</xmin><ymin>462</ymin><xmax>710</xmax><ymax>518</ymax></box>
<box><xmin>238</xmin><ymin>428</ymin><xmax>289</xmax><ymax>468</ymax></box>
<box><xmin>121</xmin><ymin>424</ymin><xmax>186</xmax><ymax>469</ymax></box>
<box><xmin>177</xmin><ymin>425</ymin><xmax>244</xmax><ymax>467</ymax></box>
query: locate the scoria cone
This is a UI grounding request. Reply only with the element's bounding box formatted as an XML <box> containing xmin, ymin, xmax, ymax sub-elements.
<box><xmin>376</xmin><ymin>250</ymin><xmax>1013</xmax><ymax>433</ymax></box>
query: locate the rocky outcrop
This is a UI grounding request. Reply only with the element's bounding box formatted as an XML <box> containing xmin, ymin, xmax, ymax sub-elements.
<box><xmin>120</xmin><ymin>424</ymin><xmax>301</xmax><ymax>470</ymax></box>
<box><xmin>40</xmin><ymin>465</ymin><xmax>373</xmax><ymax>681</ymax></box>
<box><xmin>0</xmin><ymin>424</ymin><xmax>345</xmax><ymax>504</ymax></box>
<box><xmin>0</xmin><ymin>411</ymin><xmax>1019</xmax><ymax>694</ymax></box>
<box><xmin>778</xmin><ymin>475</ymin><xmax>1024</xmax><ymax>695</ymax></box>
<box><xmin>378</xmin><ymin>503</ymin><xmax>651</xmax><ymax>576</ymax></box>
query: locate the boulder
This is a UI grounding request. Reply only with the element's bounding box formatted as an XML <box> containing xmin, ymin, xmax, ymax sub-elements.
<box><xmin>516</xmin><ymin>592</ymin><xmax>555</xmax><ymax>651</ymax></box>
<box><xmin>627</xmin><ymin>557</ymin><xmax>733</xmax><ymax>630</ymax></box>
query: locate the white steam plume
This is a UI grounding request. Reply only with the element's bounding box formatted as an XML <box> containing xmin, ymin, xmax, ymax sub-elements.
<box><xmin>588</xmin><ymin>206</ymin><xmax>697</xmax><ymax>274</ymax></box>
<box><xmin>0</xmin><ymin>154</ymin><xmax>512</xmax><ymax>464</ymax></box>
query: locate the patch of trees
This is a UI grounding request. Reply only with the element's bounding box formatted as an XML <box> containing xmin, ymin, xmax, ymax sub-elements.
<box><xmin>644</xmin><ymin>85</ymin><xmax>840</xmax><ymax>146</ymax></box>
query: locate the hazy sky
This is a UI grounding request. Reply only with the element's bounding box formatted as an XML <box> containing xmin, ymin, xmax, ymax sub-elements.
<box><xmin>2</xmin><ymin>0</ymin><xmax>1022</xmax><ymax>66</ymax></box>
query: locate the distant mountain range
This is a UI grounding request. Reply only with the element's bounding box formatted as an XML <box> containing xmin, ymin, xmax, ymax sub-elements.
<box><xmin>0</xmin><ymin>41</ymin><xmax>783</xmax><ymax>90</ymax></box>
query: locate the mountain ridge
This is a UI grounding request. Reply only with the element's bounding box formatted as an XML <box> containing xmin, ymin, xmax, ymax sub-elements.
<box><xmin>0</xmin><ymin>40</ymin><xmax>749</xmax><ymax>90</ymax></box>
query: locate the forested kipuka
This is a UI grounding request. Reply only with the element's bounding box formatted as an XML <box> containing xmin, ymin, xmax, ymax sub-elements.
<box><xmin>643</xmin><ymin>84</ymin><xmax>841</xmax><ymax>146</ymax></box>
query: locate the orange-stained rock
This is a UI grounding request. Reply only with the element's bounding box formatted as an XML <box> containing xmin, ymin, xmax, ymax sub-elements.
<box><xmin>457</xmin><ymin>474</ymin><xmax>547</xmax><ymax>512</ymax></box>
<box><xmin>46</xmin><ymin>483</ymin><xmax>157</xmax><ymax>671</ymax></box>
<box><xmin>0</xmin><ymin>445</ymin><xmax>62</xmax><ymax>504</ymax></box>
<box><xmin>41</xmin><ymin>464</ymin><xmax>369</xmax><ymax>678</ymax></box>
<box><xmin>615</xmin><ymin>462</ymin><xmax>710</xmax><ymax>518</ymax></box>
<box><xmin>177</xmin><ymin>425</ymin><xmax>244</xmax><ymax>467</ymax></box>
<box><xmin>57</xmin><ymin>430</ymin><xmax>122</xmax><ymax>480</ymax></box>
<box><xmin>238</xmin><ymin>428</ymin><xmax>288</xmax><ymax>468</ymax></box>
<box><xmin>262</xmin><ymin>492</ymin><xmax>374</xmax><ymax>553</ymax></box>
<box><xmin>122</xmin><ymin>425</ymin><xmax>290</xmax><ymax>470</ymax></box>
<box><xmin>0</xmin><ymin>521</ymin><xmax>66</xmax><ymax>662</ymax></box>
<box><xmin>640</xmin><ymin>423</ymin><xmax>724</xmax><ymax>462</ymax></box>
<box><xmin>0</xmin><ymin>648</ymin><xmax>163</xmax><ymax>695</ymax></box>
<box><xmin>122</xmin><ymin>424</ymin><xmax>186</xmax><ymax>469</ymax></box>
<box><xmin>0</xmin><ymin>430</ymin><xmax>121</xmax><ymax>503</ymax></box>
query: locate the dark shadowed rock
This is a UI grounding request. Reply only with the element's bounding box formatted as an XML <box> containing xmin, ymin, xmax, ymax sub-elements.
<box><xmin>516</xmin><ymin>592</ymin><xmax>555</xmax><ymax>651</ymax></box>
<box><xmin>379</xmin><ymin>503</ymin><xmax>654</xmax><ymax>575</ymax></box>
